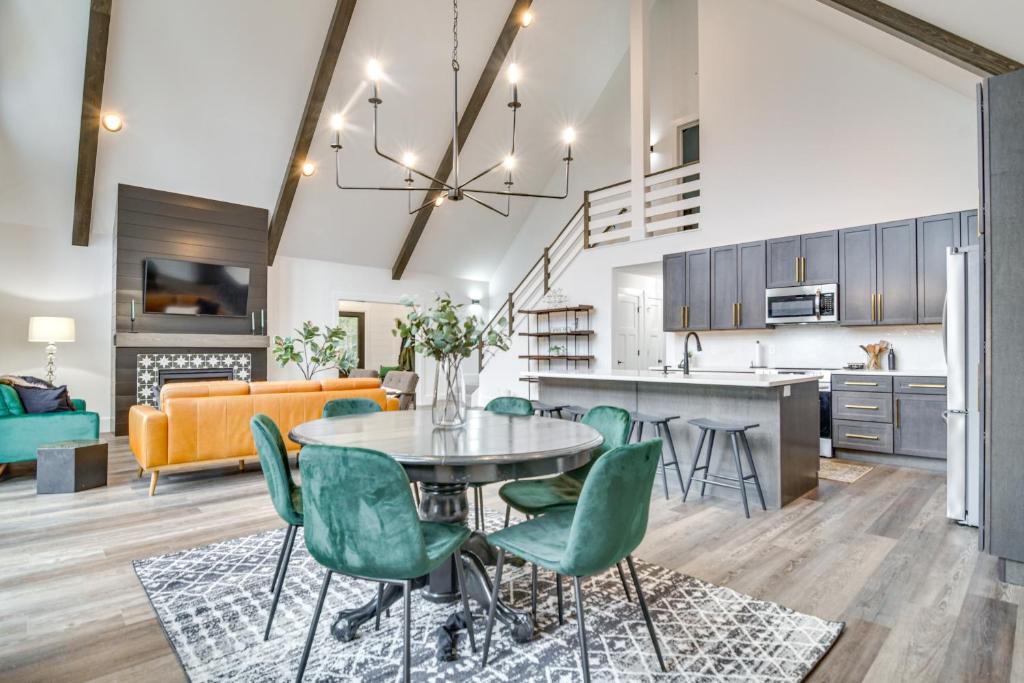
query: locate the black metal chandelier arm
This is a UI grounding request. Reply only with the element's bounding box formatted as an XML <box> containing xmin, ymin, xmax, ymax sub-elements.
<box><xmin>334</xmin><ymin>149</ymin><xmax>445</xmax><ymax>192</ymax></box>
<box><xmin>463</xmin><ymin>191</ymin><xmax>510</xmax><ymax>217</ymax></box>
<box><xmin>461</xmin><ymin>156</ymin><xmax>572</xmax><ymax>200</ymax></box>
<box><xmin>455</xmin><ymin>104</ymin><xmax>519</xmax><ymax>190</ymax></box>
<box><xmin>408</xmin><ymin>192</ymin><xmax>444</xmax><ymax>215</ymax></box>
<box><xmin>371</xmin><ymin>105</ymin><xmax>455</xmax><ymax>190</ymax></box>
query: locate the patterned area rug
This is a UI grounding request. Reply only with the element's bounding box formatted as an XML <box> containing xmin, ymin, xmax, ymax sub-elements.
<box><xmin>819</xmin><ymin>459</ymin><xmax>874</xmax><ymax>483</ymax></box>
<box><xmin>133</xmin><ymin>510</ymin><xmax>843</xmax><ymax>682</ymax></box>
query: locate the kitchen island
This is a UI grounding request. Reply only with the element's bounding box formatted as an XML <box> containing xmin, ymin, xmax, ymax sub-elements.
<box><xmin>523</xmin><ymin>369</ymin><xmax>822</xmax><ymax>509</ymax></box>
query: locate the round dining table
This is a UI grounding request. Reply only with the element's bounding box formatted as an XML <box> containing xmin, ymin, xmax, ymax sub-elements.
<box><xmin>289</xmin><ymin>407</ymin><xmax>603</xmax><ymax>652</ymax></box>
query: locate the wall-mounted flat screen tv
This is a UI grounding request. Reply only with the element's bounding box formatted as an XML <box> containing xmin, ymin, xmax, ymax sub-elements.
<box><xmin>143</xmin><ymin>258</ymin><xmax>250</xmax><ymax>317</ymax></box>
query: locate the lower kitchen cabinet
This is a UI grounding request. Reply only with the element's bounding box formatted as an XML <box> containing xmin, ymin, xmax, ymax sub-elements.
<box><xmin>832</xmin><ymin>419</ymin><xmax>894</xmax><ymax>454</ymax></box>
<box><xmin>894</xmin><ymin>393</ymin><xmax>947</xmax><ymax>459</ymax></box>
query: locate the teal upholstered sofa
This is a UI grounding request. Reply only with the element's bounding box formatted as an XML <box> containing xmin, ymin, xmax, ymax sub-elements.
<box><xmin>0</xmin><ymin>385</ymin><xmax>100</xmax><ymax>465</ymax></box>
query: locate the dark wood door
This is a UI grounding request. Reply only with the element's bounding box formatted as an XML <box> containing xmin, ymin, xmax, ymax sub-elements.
<box><xmin>766</xmin><ymin>236</ymin><xmax>801</xmax><ymax>288</ymax></box>
<box><xmin>916</xmin><ymin>212</ymin><xmax>961</xmax><ymax>324</ymax></box>
<box><xmin>876</xmin><ymin>219</ymin><xmax>918</xmax><ymax>325</ymax></box>
<box><xmin>684</xmin><ymin>249</ymin><xmax>711</xmax><ymax>330</ymax></box>
<box><xmin>894</xmin><ymin>393</ymin><xmax>947</xmax><ymax>459</ymax></box>
<box><xmin>737</xmin><ymin>240</ymin><xmax>767</xmax><ymax>329</ymax></box>
<box><xmin>662</xmin><ymin>252</ymin><xmax>686</xmax><ymax>331</ymax></box>
<box><xmin>801</xmin><ymin>230</ymin><xmax>839</xmax><ymax>285</ymax></box>
<box><xmin>710</xmin><ymin>245</ymin><xmax>738</xmax><ymax>329</ymax></box>
<box><xmin>839</xmin><ymin>225</ymin><xmax>877</xmax><ymax>326</ymax></box>
<box><xmin>961</xmin><ymin>209</ymin><xmax>979</xmax><ymax>247</ymax></box>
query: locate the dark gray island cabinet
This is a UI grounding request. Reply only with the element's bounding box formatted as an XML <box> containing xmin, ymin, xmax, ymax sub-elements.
<box><xmin>524</xmin><ymin>370</ymin><xmax>821</xmax><ymax>509</ymax></box>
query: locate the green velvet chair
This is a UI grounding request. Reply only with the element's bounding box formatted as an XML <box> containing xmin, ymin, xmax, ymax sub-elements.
<box><xmin>498</xmin><ymin>405</ymin><xmax>634</xmax><ymax>615</ymax></box>
<box><xmin>476</xmin><ymin>396</ymin><xmax>534</xmax><ymax>532</ymax></box>
<box><xmin>251</xmin><ymin>415</ymin><xmax>304</xmax><ymax>641</ymax></box>
<box><xmin>481</xmin><ymin>440</ymin><xmax>668</xmax><ymax>681</ymax></box>
<box><xmin>322</xmin><ymin>397</ymin><xmax>382</xmax><ymax>418</ymax></box>
<box><xmin>295</xmin><ymin>444</ymin><xmax>475</xmax><ymax>683</ymax></box>
<box><xmin>0</xmin><ymin>384</ymin><xmax>99</xmax><ymax>470</ymax></box>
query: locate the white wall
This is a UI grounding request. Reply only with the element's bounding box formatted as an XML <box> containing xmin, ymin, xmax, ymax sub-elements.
<box><xmin>478</xmin><ymin>0</ymin><xmax>977</xmax><ymax>398</ymax></box>
<box><xmin>649</xmin><ymin>0</ymin><xmax>700</xmax><ymax>172</ymax></box>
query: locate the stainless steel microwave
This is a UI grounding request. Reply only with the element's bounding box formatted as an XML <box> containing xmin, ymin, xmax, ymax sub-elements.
<box><xmin>765</xmin><ymin>284</ymin><xmax>838</xmax><ymax>324</ymax></box>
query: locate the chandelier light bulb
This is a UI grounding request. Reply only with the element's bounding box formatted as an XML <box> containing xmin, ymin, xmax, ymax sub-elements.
<box><xmin>329</xmin><ymin>113</ymin><xmax>345</xmax><ymax>130</ymax></box>
<box><xmin>562</xmin><ymin>127</ymin><xmax>576</xmax><ymax>145</ymax></box>
<box><xmin>507</xmin><ymin>63</ymin><xmax>521</xmax><ymax>84</ymax></box>
<box><xmin>402</xmin><ymin>152</ymin><xmax>417</xmax><ymax>168</ymax></box>
<box><xmin>521</xmin><ymin>10</ymin><xmax>534</xmax><ymax>27</ymax></box>
<box><xmin>366</xmin><ymin>59</ymin><xmax>384</xmax><ymax>82</ymax></box>
<box><xmin>301</xmin><ymin>161</ymin><xmax>316</xmax><ymax>177</ymax></box>
<box><xmin>434</xmin><ymin>194</ymin><xmax>446</xmax><ymax>207</ymax></box>
<box><xmin>101</xmin><ymin>113</ymin><xmax>123</xmax><ymax>132</ymax></box>
<box><xmin>503</xmin><ymin>155</ymin><xmax>516</xmax><ymax>170</ymax></box>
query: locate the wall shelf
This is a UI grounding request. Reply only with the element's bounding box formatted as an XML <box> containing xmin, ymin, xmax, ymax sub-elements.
<box><xmin>114</xmin><ymin>333</ymin><xmax>270</xmax><ymax>349</ymax></box>
<box><xmin>519</xmin><ymin>354</ymin><xmax>595</xmax><ymax>361</ymax></box>
<box><xmin>520</xmin><ymin>305</ymin><xmax>594</xmax><ymax>400</ymax></box>
<box><xmin>518</xmin><ymin>330</ymin><xmax>594</xmax><ymax>337</ymax></box>
<box><xmin>518</xmin><ymin>305</ymin><xmax>594</xmax><ymax>314</ymax></box>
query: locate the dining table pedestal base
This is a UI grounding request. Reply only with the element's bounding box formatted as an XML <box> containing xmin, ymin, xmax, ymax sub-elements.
<box><xmin>330</xmin><ymin>482</ymin><xmax>534</xmax><ymax>654</ymax></box>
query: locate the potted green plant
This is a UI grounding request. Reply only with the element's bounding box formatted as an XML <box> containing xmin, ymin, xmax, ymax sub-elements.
<box><xmin>272</xmin><ymin>321</ymin><xmax>356</xmax><ymax>380</ymax></box>
<box><xmin>394</xmin><ymin>293</ymin><xmax>509</xmax><ymax>428</ymax></box>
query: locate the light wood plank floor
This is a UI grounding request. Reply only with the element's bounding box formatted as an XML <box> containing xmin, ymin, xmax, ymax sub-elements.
<box><xmin>0</xmin><ymin>437</ymin><xmax>1018</xmax><ymax>682</ymax></box>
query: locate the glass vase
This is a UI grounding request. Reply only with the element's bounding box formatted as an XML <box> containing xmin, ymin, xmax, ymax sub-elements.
<box><xmin>432</xmin><ymin>357</ymin><xmax>467</xmax><ymax>428</ymax></box>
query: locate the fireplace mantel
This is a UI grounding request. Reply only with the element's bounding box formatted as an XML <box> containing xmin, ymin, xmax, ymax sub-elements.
<box><xmin>114</xmin><ymin>333</ymin><xmax>270</xmax><ymax>349</ymax></box>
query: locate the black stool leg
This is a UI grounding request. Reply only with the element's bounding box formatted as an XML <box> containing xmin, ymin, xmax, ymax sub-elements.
<box><xmin>683</xmin><ymin>427</ymin><xmax>708</xmax><ymax>501</ymax></box>
<box><xmin>729</xmin><ymin>432</ymin><xmax>750</xmax><ymax>518</ymax></box>
<box><xmin>653</xmin><ymin>423</ymin><xmax>670</xmax><ymax>499</ymax></box>
<box><xmin>661</xmin><ymin>422</ymin><xmax>687</xmax><ymax>496</ymax></box>
<box><xmin>637</xmin><ymin>421</ymin><xmax>645</xmax><ymax>442</ymax></box>
<box><xmin>740</xmin><ymin>432</ymin><xmax>768</xmax><ymax>511</ymax></box>
<box><xmin>629</xmin><ymin>420</ymin><xmax>638</xmax><ymax>442</ymax></box>
<box><xmin>700</xmin><ymin>430</ymin><xmax>716</xmax><ymax>497</ymax></box>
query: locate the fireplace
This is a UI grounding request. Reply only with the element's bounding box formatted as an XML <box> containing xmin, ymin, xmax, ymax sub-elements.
<box><xmin>156</xmin><ymin>368</ymin><xmax>234</xmax><ymax>407</ymax></box>
<box><xmin>135</xmin><ymin>352</ymin><xmax>252</xmax><ymax>408</ymax></box>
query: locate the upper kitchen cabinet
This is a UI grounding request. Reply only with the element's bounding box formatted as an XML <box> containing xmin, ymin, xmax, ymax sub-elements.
<box><xmin>917</xmin><ymin>212</ymin><xmax>961</xmax><ymax>324</ymax></box>
<box><xmin>663</xmin><ymin>252</ymin><xmax>686</xmax><ymax>331</ymax></box>
<box><xmin>960</xmin><ymin>209</ymin><xmax>979</xmax><ymax>247</ymax></box>
<box><xmin>737</xmin><ymin>241</ymin><xmax>767</xmax><ymax>328</ymax></box>
<box><xmin>876</xmin><ymin>219</ymin><xmax>918</xmax><ymax>325</ymax></box>
<box><xmin>766</xmin><ymin>235</ymin><xmax>801</xmax><ymax>287</ymax></box>
<box><xmin>839</xmin><ymin>225</ymin><xmax>877</xmax><ymax>326</ymax></box>
<box><xmin>767</xmin><ymin>230</ymin><xmax>838</xmax><ymax>287</ymax></box>
<box><xmin>801</xmin><ymin>230</ymin><xmax>840</xmax><ymax>285</ymax></box>
<box><xmin>710</xmin><ymin>245</ymin><xmax>739</xmax><ymax>330</ymax></box>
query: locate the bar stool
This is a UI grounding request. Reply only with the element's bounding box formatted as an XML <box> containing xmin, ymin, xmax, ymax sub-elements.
<box><xmin>531</xmin><ymin>400</ymin><xmax>568</xmax><ymax>418</ymax></box>
<box><xmin>629</xmin><ymin>411</ymin><xmax>686</xmax><ymax>499</ymax></box>
<box><xmin>560</xmin><ymin>405</ymin><xmax>587</xmax><ymax>422</ymax></box>
<box><xmin>683</xmin><ymin>418</ymin><xmax>767</xmax><ymax>518</ymax></box>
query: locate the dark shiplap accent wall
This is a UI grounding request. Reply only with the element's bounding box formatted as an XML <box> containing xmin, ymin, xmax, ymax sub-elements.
<box><xmin>115</xmin><ymin>185</ymin><xmax>269</xmax><ymax>335</ymax></box>
<box><xmin>113</xmin><ymin>347</ymin><xmax>267</xmax><ymax>435</ymax></box>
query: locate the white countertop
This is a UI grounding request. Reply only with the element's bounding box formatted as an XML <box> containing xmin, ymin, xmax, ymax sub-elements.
<box><xmin>828</xmin><ymin>368</ymin><xmax>947</xmax><ymax>377</ymax></box>
<box><xmin>523</xmin><ymin>369</ymin><xmax>821</xmax><ymax>388</ymax></box>
<box><xmin>648</xmin><ymin>366</ymin><xmax>947</xmax><ymax>378</ymax></box>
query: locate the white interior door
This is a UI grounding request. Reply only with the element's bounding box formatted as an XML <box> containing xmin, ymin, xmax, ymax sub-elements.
<box><xmin>642</xmin><ymin>296</ymin><xmax>665</xmax><ymax>368</ymax></box>
<box><xmin>614</xmin><ymin>291</ymin><xmax>640</xmax><ymax>370</ymax></box>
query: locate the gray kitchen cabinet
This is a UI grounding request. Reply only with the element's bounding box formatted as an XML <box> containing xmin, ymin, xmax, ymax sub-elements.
<box><xmin>832</xmin><ymin>390</ymin><xmax>893</xmax><ymax>423</ymax></box>
<box><xmin>917</xmin><ymin>212</ymin><xmax>961</xmax><ymax>324</ymax></box>
<box><xmin>894</xmin><ymin>393</ymin><xmax>947</xmax><ymax>459</ymax></box>
<box><xmin>832</xmin><ymin>419</ymin><xmax>894</xmax><ymax>454</ymax></box>
<box><xmin>711</xmin><ymin>245</ymin><xmax>739</xmax><ymax>330</ymax></box>
<box><xmin>801</xmin><ymin>230</ymin><xmax>840</xmax><ymax>285</ymax></box>
<box><xmin>684</xmin><ymin>249</ymin><xmax>711</xmax><ymax>330</ymax></box>
<box><xmin>876</xmin><ymin>219</ymin><xmax>918</xmax><ymax>325</ymax></box>
<box><xmin>737</xmin><ymin>241</ymin><xmax>767</xmax><ymax>329</ymax></box>
<box><xmin>960</xmin><ymin>209</ymin><xmax>978</xmax><ymax>247</ymax></box>
<box><xmin>839</xmin><ymin>225</ymin><xmax>877</xmax><ymax>326</ymax></box>
<box><xmin>662</xmin><ymin>252</ymin><xmax>686</xmax><ymax>331</ymax></box>
<box><xmin>766</xmin><ymin>235</ymin><xmax>801</xmax><ymax>288</ymax></box>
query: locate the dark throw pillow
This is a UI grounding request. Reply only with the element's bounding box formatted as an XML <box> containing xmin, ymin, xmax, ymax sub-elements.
<box><xmin>13</xmin><ymin>385</ymin><xmax>74</xmax><ymax>414</ymax></box>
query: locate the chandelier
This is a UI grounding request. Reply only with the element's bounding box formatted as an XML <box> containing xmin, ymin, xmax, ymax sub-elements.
<box><xmin>328</xmin><ymin>0</ymin><xmax>575</xmax><ymax>217</ymax></box>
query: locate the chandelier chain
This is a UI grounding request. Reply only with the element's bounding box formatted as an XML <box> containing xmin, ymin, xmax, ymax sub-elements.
<box><xmin>452</xmin><ymin>0</ymin><xmax>459</xmax><ymax>71</ymax></box>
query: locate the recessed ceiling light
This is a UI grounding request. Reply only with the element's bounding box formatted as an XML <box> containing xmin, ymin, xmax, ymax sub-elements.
<box><xmin>101</xmin><ymin>113</ymin><xmax>123</xmax><ymax>132</ymax></box>
<box><xmin>301</xmin><ymin>161</ymin><xmax>316</xmax><ymax>177</ymax></box>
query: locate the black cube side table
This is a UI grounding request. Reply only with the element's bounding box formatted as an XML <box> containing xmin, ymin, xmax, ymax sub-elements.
<box><xmin>37</xmin><ymin>440</ymin><xmax>108</xmax><ymax>494</ymax></box>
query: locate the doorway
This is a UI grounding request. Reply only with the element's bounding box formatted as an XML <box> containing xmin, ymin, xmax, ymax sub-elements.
<box><xmin>612</xmin><ymin>263</ymin><xmax>665</xmax><ymax>371</ymax></box>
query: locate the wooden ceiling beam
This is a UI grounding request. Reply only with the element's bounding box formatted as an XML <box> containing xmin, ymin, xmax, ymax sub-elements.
<box><xmin>391</xmin><ymin>0</ymin><xmax>533</xmax><ymax>280</ymax></box>
<box><xmin>71</xmin><ymin>0</ymin><xmax>113</xmax><ymax>247</ymax></box>
<box><xmin>268</xmin><ymin>0</ymin><xmax>358</xmax><ymax>265</ymax></box>
<box><xmin>817</xmin><ymin>0</ymin><xmax>1022</xmax><ymax>77</ymax></box>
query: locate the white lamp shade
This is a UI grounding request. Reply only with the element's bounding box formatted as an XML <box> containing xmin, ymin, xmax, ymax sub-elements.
<box><xmin>28</xmin><ymin>317</ymin><xmax>76</xmax><ymax>343</ymax></box>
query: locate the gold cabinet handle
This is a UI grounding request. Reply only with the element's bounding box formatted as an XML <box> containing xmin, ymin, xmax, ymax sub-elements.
<box><xmin>801</xmin><ymin>256</ymin><xmax>807</xmax><ymax>282</ymax></box>
<box><xmin>895</xmin><ymin>398</ymin><xmax>900</xmax><ymax>428</ymax></box>
<box><xmin>907</xmin><ymin>383</ymin><xmax>945</xmax><ymax>389</ymax></box>
<box><xmin>680</xmin><ymin>306</ymin><xmax>686</xmax><ymax>327</ymax></box>
<box><xmin>737</xmin><ymin>301</ymin><xmax>742</xmax><ymax>327</ymax></box>
<box><xmin>684</xmin><ymin>305</ymin><xmax>689</xmax><ymax>328</ymax></box>
<box><xmin>845</xmin><ymin>433</ymin><xmax>880</xmax><ymax>441</ymax></box>
<box><xmin>870</xmin><ymin>293</ymin><xmax>876</xmax><ymax>322</ymax></box>
<box><xmin>845</xmin><ymin>381</ymin><xmax>879</xmax><ymax>386</ymax></box>
<box><xmin>878</xmin><ymin>292</ymin><xmax>883</xmax><ymax>321</ymax></box>
<box><xmin>845</xmin><ymin>404</ymin><xmax>879</xmax><ymax>410</ymax></box>
<box><xmin>795</xmin><ymin>257</ymin><xmax>800</xmax><ymax>283</ymax></box>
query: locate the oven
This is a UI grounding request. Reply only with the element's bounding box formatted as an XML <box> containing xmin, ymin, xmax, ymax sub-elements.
<box><xmin>765</xmin><ymin>284</ymin><xmax>838</xmax><ymax>325</ymax></box>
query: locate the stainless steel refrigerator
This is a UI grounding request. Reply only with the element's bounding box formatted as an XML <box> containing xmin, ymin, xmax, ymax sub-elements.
<box><xmin>946</xmin><ymin>245</ymin><xmax>982</xmax><ymax>527</ymax></box>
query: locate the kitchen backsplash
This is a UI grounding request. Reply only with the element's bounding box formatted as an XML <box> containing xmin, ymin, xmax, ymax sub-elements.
<box><xmin>666</xmin><ymin>324</ymin><xmax>945</xmax><ymax>371</ymax></box>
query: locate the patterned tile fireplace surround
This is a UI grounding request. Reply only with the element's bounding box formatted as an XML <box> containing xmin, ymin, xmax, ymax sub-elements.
<box><xmin>136</xmin><ymin>353</ymin><xmax>252</xmax><ymax>407</ymax></box>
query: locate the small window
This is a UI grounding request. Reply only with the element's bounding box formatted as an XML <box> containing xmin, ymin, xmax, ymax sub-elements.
<box><xmin>678</xmin><ymin>121</ymin><xmax>699</xmax><ymax>165</ymax></box>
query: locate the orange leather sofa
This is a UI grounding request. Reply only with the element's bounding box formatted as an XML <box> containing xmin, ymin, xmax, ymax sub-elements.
<box><xmin>129</xmin><ymin>378</ymin><xmax>398</xmax><ymax>495</ymax></box>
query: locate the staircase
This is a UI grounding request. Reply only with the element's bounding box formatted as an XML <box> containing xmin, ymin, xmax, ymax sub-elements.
<box><xmin>478</xmin><ymin>160</ymin><xmax>702</xmax><ymax>372</ymax></box>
